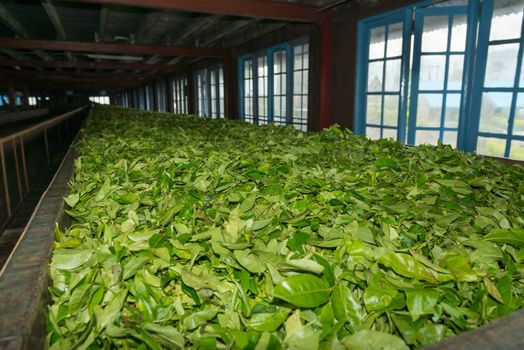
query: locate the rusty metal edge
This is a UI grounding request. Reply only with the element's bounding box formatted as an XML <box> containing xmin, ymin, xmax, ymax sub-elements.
<box><xmin>0</xmin><ymin>133</ymin><xmax>80</xmax><ymax>350</ymax></box>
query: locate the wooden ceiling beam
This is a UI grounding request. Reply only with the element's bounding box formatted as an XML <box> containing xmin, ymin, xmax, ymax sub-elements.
<box><xmin>68</xmin><ymin>0</ymin><xmax>324</xmax><ymax>22</ymax></box>
<box><xmin>0</xmin><ymin>59</ymin><xmax>184</xmax><ymax>71</ymax></box>
<box><xmin>0</xmin><ymin>38</ymin><xmax>228</xmax><ymax>57</ymax></box>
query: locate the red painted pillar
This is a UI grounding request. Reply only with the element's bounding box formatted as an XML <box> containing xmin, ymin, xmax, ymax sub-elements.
<box><xmin>8</xmin><ymin>81</ymin><xmax>17</xmax><ymax>112</ymax></box>
<box><xmin>223</xmin><ymin>51</ymin><xmax>237</xmax><ymax>120</ymax></box>
<box><xmin>23</xmin><ymin>86</ymin><xmax>30</xmax><ymax>109</ymax></box>
<box><xmin>319</xmin><ymin>10</ymin><xmax>333</xmax><ymax>129</ymax></box>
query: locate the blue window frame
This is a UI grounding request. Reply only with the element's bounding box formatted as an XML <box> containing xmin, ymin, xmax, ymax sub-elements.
<box><xmin>469</xmin><ymin>0</ymin><xmax>524</xmax><ymax>159</ymax></box>
<box><xmin>355</xmin><ymin>0</ymin><xmax>524</xmax><ymax>160</ymax></box>
<box><xmin>293</xmin><ymin>42</ymin><xmax>310</xmax><ymax>131</ymax></box>
<box><xmin>409</xmin><ymin>6</ymin><xmax>469</xmax><ymax>147</ymax></box>
<box><xmin>173</xmin><ymin>76</ymin><xmax>188</xmax><ymax>114</ymax></box>
<box><xmin>156</xmin><ymin>81</ymin><xmax>166</xmax><ymax>113</ymax></box>
<box><xmin>137</xmin><ymin>88</ymin><xmax>145</xmax><ymax>110</ymax></box>
<box><xmin>355</xmin><ymin>12</ymin><xmax>411</xmax><ymax>142</ymax></box>
<box><xmin>145</xmin><ymin>84</ymin><xmax>154</xmax><ymax>111</ymax></box>
<box><xmin>238</xmin><ymin>38</ymin><xmax>309</xmax><ymax>130</ymax></box>
<box><xmin>239</xmin><ymin>56</ymin><xmax>255</xmax><ymax>123</ymax></box>
<box><xmin>195</xmin><ymin>66</ymin><xmax>225</xmax><ymax>119</ymax></box>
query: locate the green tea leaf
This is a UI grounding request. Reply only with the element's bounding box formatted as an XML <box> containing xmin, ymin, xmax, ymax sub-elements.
<box><xmin>273</xmin><ymin>274</ymin><xmax>330</xmax><ymax>308</ymax></box>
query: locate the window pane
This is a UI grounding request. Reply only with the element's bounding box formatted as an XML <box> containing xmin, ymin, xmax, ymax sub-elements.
<box><xmin>421</xmin><ymin>16</ymin><xmax>449</xmax><ymax>53</ymax></box>
<box><xmin>366</xmin><ymin>95</ymin><xmax>382</xmax><ymax>124</ymax></box>
<box><xmin>510</xmin><ymin>140</ymin><xmax>524</xmax><ymax>160</ymax></box>
<box><xmin>479</xmin><ymin>92</ymin><xmax>512</xmax><ymax>133</ymax></box>
<box><xmin>368</xmin><ymin>61</ymin><xmax>383</xmax><ymax>92</ymax></box>
<box><xmin>416</xmin><ymin>130</ymin><xmax>440</xmax><ymax>146</ymax></box>
<box><xmin>484</xmin><ymin>44</ymin><xmax>519</xmax><ymax>87</ymax></box>
<box><xmin>383</xmin><ymin>128</ymin><xmax>398</xmax><ymax>140</ymax></box>
<box><xmin>420</xmin><ymin>55</ymin><xmax>446</xmax><ymax>90</ymax></box>
<box><xmin>385</xmin><ymin>59</ymin><xmax>402</xmax><ymax>92</ymax></box>
<box><xmin>369</xmin><ymin>27</ymin><xmax>385</xmax><ymax>59</ymax></box>
<box><xmin>274</xmin><ymin>75</ymin><xmax>281</xmax><ymax>95</ymax></box>
<box><xmin>489</xmin><ymin>0</ymin><xmax>524</xmax><ymax>41</ymax></box>
<box><xmin>294</xmin><ymin>46</ymin><xmax>303</xmax><ymax>70</ymax></box>
<box><xmin>294</xmin><ymin>71</ymin><xmax>302</xmax><ymax>94</ymax></box>
<box><xmin>383</xmin><ymin>95</ymin><xmax>399</xmax><ymax>126</ymax></box>
<box><xmin>366</xmin><ymin>127</ymin><xmax>381</xmax><ymax>140</ymax></box>
<box><xmin>448</xmin><ymin>55</ymin><xmax>464</xmax><ymax>90</ymax></box>
<box><xmin>476</xmin><ymin>136</ymin><xmax>506</xmax><ymax>157</ymax></box>
<box><xmin>417</xmin><ymin>93</ymin><xmax>443</xmax><ymax>127</ymax></box>
<box><xmin>386</xmin><ymin>23</ymin><xmax>403</xmax><ymax>57</ymax></box>
<box><xmin>445</xmin><ymin>93</ymin><xmax>461</xmax><ymax>128</ymax></box>
<box><xmin>450</xmin><ymin>15</ymin><xmax>467</xmax><ymax>52</ymax></box>
<box><xmin>443</xmin><ymin>131</ymin><xmax>458</xmax><ymax>147</ymax></box>
<box><xmin>513</xmin><ymin>93</ymin><xmax>524</xmax><ymax>136</ymax></box>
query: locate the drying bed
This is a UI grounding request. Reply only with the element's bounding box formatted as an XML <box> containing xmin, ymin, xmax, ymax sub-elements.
<box><xmin>48</xmin><ymin>106</ymin><xmax>524</xmax><ymax>349</ymax></box>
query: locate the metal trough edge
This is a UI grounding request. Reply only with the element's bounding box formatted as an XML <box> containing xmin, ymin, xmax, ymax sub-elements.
<box><xmin>0</xmin><ymin>139</ymin><xmax>77</xmax><ymax>350</ymax></box>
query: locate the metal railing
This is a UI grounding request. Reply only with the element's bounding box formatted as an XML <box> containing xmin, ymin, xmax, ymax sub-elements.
<box><xmin>0</xmin><ymin>105</ymin><xmax>88</xmax><ymax>231</ymax></box>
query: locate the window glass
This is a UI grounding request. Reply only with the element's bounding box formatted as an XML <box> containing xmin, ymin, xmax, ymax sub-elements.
<box><xmin>292</xmin><ymin>43</ymin><xmax>309</xmax><ymax>131</ymax></box>
<box><xmin>489</xmin><ymin>0</ymin><xmax>524</xmax><ymax>41</ymax></box>
<box><xmin>421</xmin><ymin>16</ymin><xmax>449</xmax><ymax>52</ymax></box>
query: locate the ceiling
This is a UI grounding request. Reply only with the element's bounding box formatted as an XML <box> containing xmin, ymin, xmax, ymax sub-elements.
<box><xmin>0</xmin><ymin>0</ymin><xmax>345</xmax><ymax>93</ymax></box>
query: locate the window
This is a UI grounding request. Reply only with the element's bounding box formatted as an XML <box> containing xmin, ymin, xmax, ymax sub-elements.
<box><xmin>29</xmin><ymin>97</ymin><xmax>37</xmax><ymax>106</ymax></box>
<box><xmin>257</xmin><ymin>55</ymin><xmax>269</xmax><ymax>124</ymax></box>
<box><xmin>145</xmin><ymin>84</ymin><xmax>154</xmax><ymax>111</ymax></box>
<box><xmin>472</xmin><ymin>0</ymin><xmax>524</xmax><ymax>159</ymax></box>
<box><xmin>272</xmin><ymin>48</ymin><xmax>288</xmax><ymax>125</ymax></box>
<box><xmin>240</xmin><ymin>57</ymin><xmax>255</xmax><ymax>123</ymax></box>
<box><xmin>196</xmin><ymin>70</ymin><xmax>209</xmax><ymax>117</ymax></box>
<box><xmin>196</xmin><ymin>67</ymin><xmax>225</xmax><ymax>118</ymax></box>
<box><xmin>89</xmin><ymin>96</ymin><xmax>110</xmax><ymax>104</ymax></box>
<box><xmin>239</xmin><ymin>39</ymin><xmax>309</xmax><ymax>130</ymax></box>
<box><xmin>173</xmin><ymin>77</ymin><xmax>188</xmax><ymax>114</ymax></box>
<box><xmin>219</xmin><ymin>68</ymin><xmax>225</xmax><ymax>117</ymax></box>
<box><xmin>138</xmin><ymin>88</ymin><xmax>145</xmax><ymax>110</ymax></box>
<box><xmin>131</xmin><ymin>88</ymin><xmax>138</xmax><ymax>109</ymax></box>
<box><xmin>356</xmin><ymin>0</ymin><xmax>524</xmax><ymax>160</ymax></box>
<box><xmin>156</xmin><ymin>81</ymin><xmax>166</xmax><ymax>113</ymax></box>
<box><xmin>293</xmin><ymin>43</ymin><xmax>309</xmax><ymax>131</ymax></box>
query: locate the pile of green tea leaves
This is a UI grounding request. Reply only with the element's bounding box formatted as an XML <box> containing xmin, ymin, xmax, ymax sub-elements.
<box><xmin>48</xmin><ymin>105</ymin><xmax>524</xmax><ymax>350</ymax></box>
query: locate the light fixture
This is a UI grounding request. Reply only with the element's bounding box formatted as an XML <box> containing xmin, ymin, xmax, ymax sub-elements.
<box><xmin>86</xmin><ymin>54</ymin><xmax>143</xmax><ymax>61</ymax></box>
